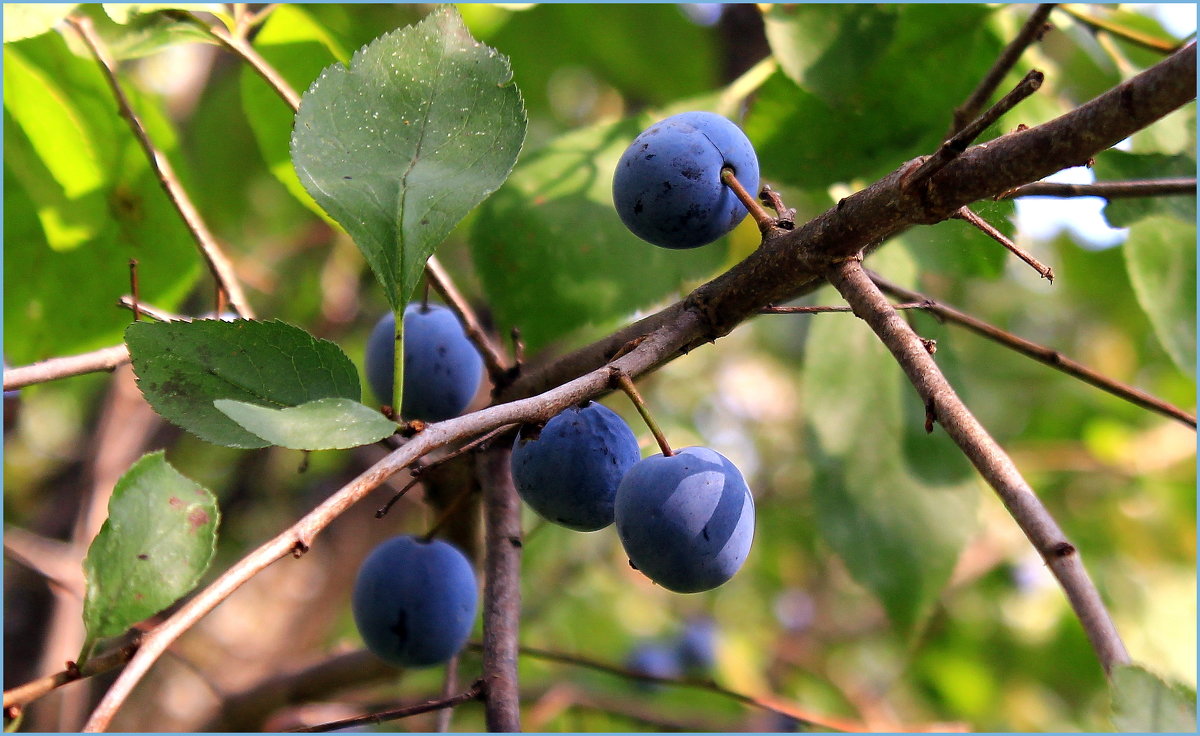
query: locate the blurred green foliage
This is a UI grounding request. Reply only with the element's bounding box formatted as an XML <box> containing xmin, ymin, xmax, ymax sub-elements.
<box><xmin>2</xmin><ymin>4</ymin><xmax>1194</xmax><ymax>732</ymax></box>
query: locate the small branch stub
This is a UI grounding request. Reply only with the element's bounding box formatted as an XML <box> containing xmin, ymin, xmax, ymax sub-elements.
<box><xmin>955</xmin><ymin>206</ymin><xmax>1055</xmax><ymax>282</ymax></box>
<box><xmin>721</xmin><ymin>167</ymin><xmax>777</xmax><ymax>234</ymax></box>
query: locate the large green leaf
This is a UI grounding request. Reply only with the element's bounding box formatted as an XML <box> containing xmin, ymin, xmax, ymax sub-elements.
<box><xmin>3</xmin><ymin>31</ymin><xmax>200</xmax><ymax>364</ymax></box>
<box><xmin>126</xmin><ymin>319</ymin><xmax>362</xmax><ymax>448</ymax></box>
<box><xmin>1093</xmin><ymin>150</ymin><xmax>1196</xmax><ymax>228</ymax></box>
<box><xmin>1122</xmin><ymin>215</ymin><xmax>1196</xmax><ymax>376</ymax></box>
<box><xmin>81</xmin><ymin>451</ymin><xmax>219</xmax><ymax>648</ymax></box>
<box><xmin>748</xmin><ymin>4</ymin><xmax>1003</xmax><ymax>189</ymax></box>
<box><xmin>214</xmin><ymin>397</ymin><xmax>397</xmax><ymax>450</ymax></box>
<box><xmin>469</xmin><ymin>114</ymin><xmax>735</xmax><ymax>353</ymax></box>
<box><xmin>291</xmin><ymin>6</ymin><xmax>527</xmax><ymax>311</ymax></box>
<box><xmin>802</xmin><ymin>248</ymin><xmax>978</xmax><ymax>635</ymax></box>
<box><xmin>3</xmin><ymin>4</ymin><xmax>77</xmax><ymax>43</ymax></box>
<box><xmin>1110</xmin><ymin>664</ymin><xmax>1197</xmax><ymax>732</ymax></box>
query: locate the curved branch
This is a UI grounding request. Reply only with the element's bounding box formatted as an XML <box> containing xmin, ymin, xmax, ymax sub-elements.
<box><xmin>826</xmin><ymin>257</ymin><xmax>1130</xmax><ymax>674</ymax></box>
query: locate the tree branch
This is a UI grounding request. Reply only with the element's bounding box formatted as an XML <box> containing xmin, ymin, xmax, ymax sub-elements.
<box><xmin>1000</xmin><ymin>177</ymin><xmax>1196</xmax><ymax>199</ymax></box>
<box><xmin>425</xmin><ymin>258</ymin><xmax>513</xmax><ymax>389</ymax></box>
<box><xmin>65</xmin><ymin>14</ymin><xmax>255</xmax><ymax>319</ymax></box>
<box><xmin>3</xmin><ymin>346</ymin><xmax>131</xmax><ymax>391</ymax></box>
<box><xmin>291</xmin><ymin>680</ymin><xmax>484</xmax><ymax>733</ymax></box>
<box><xmin>1059</xmin><ymin>4</ymin><xmax>1184</xmax><ymax>55</ymax></box>
<box><xmin>953</xmin><ymin>206</ymin><xmax>1055</xmax><ymax>281</ymax></box>
<box><xmin>869</xmin><ymin>272</ymin><xmax>1196</xmax><ymax>428</ymax></box>
<box><xmin>478</xmin><ymin>447</ymin><xmax>523</xmax><ymax>732</ymax></box>
<box><xmin>825</xmin><ymin>257</ymin><xmax>1130</xmax><ymax>674</ymax></box>
<box><xmin>499</xmin><ymin>42</ymin><xmax>1196</xmax><ymax>403</ymax></box>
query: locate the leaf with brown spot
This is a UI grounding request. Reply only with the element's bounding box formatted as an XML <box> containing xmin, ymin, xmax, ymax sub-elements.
<box><xmin>82</xmin><ymin>451</ymin><xmax>220</xmax><ymax>649</ymax></box>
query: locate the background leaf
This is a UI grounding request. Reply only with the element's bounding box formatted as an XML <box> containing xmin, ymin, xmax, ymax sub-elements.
<box><xmin>2</xmin><ymin>3</ymin><xmax>77</xmax><ymax>43</ymax></box>
<box><xmin>802</xmin><ymin>248</ymin><xmax>979</xmax><ymax>634</ymax></box>
<box><xmin>1122</xmin><ymin>215</ymin><xmax>1196</xmax><ymax>376</ymax></box>
<box><xmin>1110</xmin><ymin>664</ymin><xmax>1197</xmax><ymax>732</ymax></box>
<box><xmin>291</xmin><ymin>6</ymin><xmax>527</xmax><ymax>311</ymax></box>
<box><xmin>2</xmin><ymin>31</ymin><xmax>200</xmax><ymax>364</ymax></box>
<box><xmin>82</xmin><ymin>451</ymin><xmax>219</xmax><ymax>645</ymax></box>
<box><xmin>470</xmin><ymin>114</ymin><xmax>732</xmax><ymax>353</ymax></box>
<box><xmin>214</xmin><ymin>397</ymin><xmax>397</xmax><ymax>450</ymax></box>
<box><xmin>126</xmin><ymin>319</ymin><xmax>362</xmax><ymax>448</ymax></box>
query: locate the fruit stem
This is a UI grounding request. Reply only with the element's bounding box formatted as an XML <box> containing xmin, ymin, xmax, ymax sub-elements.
<box><xmin>610</xmin><ymin>369</ymin><xmax>673</xmax><ymax>457</ymax></box>
<box><xmin>392</xmin><ymin>308</ymin><xmax>405</xmax><ymax>420</ymax></box>
<box><xmin>720</xmin><ymin>167</ymin><xmax>775</xmax><ymax>234</ymax></box>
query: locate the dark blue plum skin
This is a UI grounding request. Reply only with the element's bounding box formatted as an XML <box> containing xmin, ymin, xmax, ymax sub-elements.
<box><xmin>351</xmin><ymin>535</ymin><xmax>478</xmax><ymax>668</ymax></box>
<box><xmin>614</xmin><ymin>446</ymin><xmax>755</xmax><ymax>593</ymax></box>
<box><xmin>511</xmin><ymin>401</ymin><xmax>641</xmax><ymax>531</ymax></box>
<box><xmin>365</xmin><ymin>303</ymin><xmax>483</xmax><ymax>422</ymax></box>
<box><xmin>612</xmin><ymin>111</ymin><xmax>760</xmax><ymax>249</ymax></box>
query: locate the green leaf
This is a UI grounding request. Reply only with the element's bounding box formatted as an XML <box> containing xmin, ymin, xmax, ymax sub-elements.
<box><xmin>3</xmin><ymin>4</ymin><xmax>77</xmax><ymax>43</ymax></box>
<box><xmin>126</xmin><ymin>319</ymin><xmax>362</xmax><ymax>448</ymax></box>
<box><xmin>747</xmin><ymin>4</ymin><xmax>1003</xmax><ymax>189</ymax></box>
<box><xmin>470</xmin><ymin>115</ymin><xmax>733</xmax><ymax>353</ymax></box>
<box><xmin>1123</xmin><ymin>215</ymin><xmax>1196</xmax><ymax>376</ymax></box>
<box><xmin>82</xmin><ymin>451</ymin><xmax>219</xmax><ymax>645</ymax></box>
<box><xmin>3</xmin><ymin>31</ymin><xmax>201</xmax><ymax>364</ymax></box>
<box><xmin>214</xmin><ymin>397</ymin><xmax>397</xmax><ymax>450</ymax></box>
<box><xmin>1093</xmin><ymin>150</ymin><xmax>1196</xmax><ymax>228</ymax></box>
<box><xmin>59</xmin><ymin>4</ymin><xmax>218</xmax><ymax>61</ymax></box>
<box><xmin>802</xmin><ymin>248</ymin><xmax>978</xmax><ymax>635</ymax></box>
<box><xmin>1111</xmin><ymin>664</ymin><xmax>1197</xmax><ymax>732</ymax></box>
<box><xmin>291</xmin><ymin>6</ymin><xmax>527</xmax><ymax>311</ymax></box>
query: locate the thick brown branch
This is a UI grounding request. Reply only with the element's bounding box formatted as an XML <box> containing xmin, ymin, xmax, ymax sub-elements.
<box><xmin>1000</xmin><ymin>177</ymin><xmax>1196</xmax><ymax>199</ymax></box>
<box><xmin>870</xmin><ymin>273</ymin><xmax>1196</xmax><ymax>428</ymax></box>
<box><xmin>479</xmin><ymin>447</ymin><xmax>523</xmax><ymax>732</ymax></box>
<box><xmin>500</xmin><ymin>43</ymin><xmax>1196</xmax><ymax>403</ymax></box>
<box><xmin>826</xmin><ymin>257</ymin><xmax>1130</xmax><ymax>675</ymax></box>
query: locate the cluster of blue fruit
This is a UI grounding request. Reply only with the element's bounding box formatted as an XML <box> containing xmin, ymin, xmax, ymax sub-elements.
<box><xmin>626</xmin><ymin>617</ymin><xmax>720</xmax><ymax>683</ymax></box>
<box><xmin>351</xmin><ymin>111</ymin><xmax>759</xmax><ymax>669</ymax></box>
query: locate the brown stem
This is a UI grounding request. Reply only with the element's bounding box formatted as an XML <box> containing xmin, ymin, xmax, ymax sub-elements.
<box><xmin>954</xmin><ymin>206</ymin><xmax>1055</xmax><ymax>281</ymax></box>
<box><xmin>869</xmin><ymin>273</ymin><xmax>1196</xmax><ymax>428</ymax></box>
<box><xmin>760</xmin><ymin>302</ymin><xmax>928</xmax><ymax>314</ymax></box>
<box><xmin>1000</xmin><ymin>177</ymin><xmax>1196</xmax><ymax>199</ymax></box>
<box><xmin>826</xmin><ymin>257</ymin><xmax>1130</xmax><ymax>675</ymax></box>
<box><xmin>290</xmin><ymin>680</ymin><xmax>484</xmax><ymax>733</ymax></box>
<box><xmin>948</xmin><ymin>4</ymin><xmax>1057</xmax><ymax>138</ymax></box>
<box><xmin>3</xmin><ymin>346</ymin><xmax>131</xmax><ymax>392</ymax></box>
<box><xmin>479</xmin><ymin>447</ymin><xmax>523</xmax><ymax>732</ymax></box>
<box><xmin>720</xmin><ymin>167</ymin><xmax>776</xmax><ymax>233</ymax></box>
<box><xmin>610</xmin><ymin>369</ymin><xmax>673</xmax><ymax>456</ymax></box>
<box><xmin>906</xmin><ymin>69</ymin><xmax>1045</xmax><ymax>192</ymax></box>
<box><xmin>65</xmin><ymin>15</ymin><xmax>255</xmax><ymax>319</ymax></box>
<box><xmin>3</xmin><ymin>642</ymin><xmax>138</xmax><ymax>713</ymax></box>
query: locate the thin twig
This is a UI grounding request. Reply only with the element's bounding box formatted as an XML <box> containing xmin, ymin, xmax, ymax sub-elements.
<box><xmin>3</xmin><ymin>346</ymin><xmax>131</xmax><ymax>392</ymax></box>
<box><xmin>760</xmin><ymin>301</ymin><xmax>928</xmax><ymax>314</ymax></box>
<box><xmin>478</xmin><ymin>447</ymin><xmax>523</xmax><ymax>732</ymax></box>
<box><xmin>3</xmin><ymin>643</ymin><xmax>139</xmax><ymax>714</ymax></box>
<box><xmin>1059</xmin><ymin>4</ymin><xmax>1182</xmax><ymax>54</ymax></box>
<box><xmin>435</xmin><ymin>655</ymin><xmax>460</xmax><ymax>732</ymax></box>
<box><xmin>487</xmin><ymin>642</ymin><xmax>868</xmax><ymax>733</ymax></box>
<box><xmin>116</xmin><ymin>296</ymin><xmax>183</xmax><ymax>323</ymax></box>
<box><xmin>610</xmin><ymin>368</ymin><xmax>672</xmax><ymax>456</ymax></box>
<box><xmin>949</xmin><ymin>4</ymin><xmax>1057</xmax><ymax>138</ymax></box>
<box><xmin>176</xmin><ymin>9</ymin><xmax>301</xmax><ymax>110</ymax></box>
<box><xmin>905</xmin><ymin>69</ymin><xmax>1044</xmax><ymax>193</ymax></box>
<box><xmin>290</xmin><ymin>680</ymin><xmax>484</xmax><ymax>733</ymax></box>
<box><xmin>826</xmin><ymin>257</ymin><xmax>1130</xmax><ymax>675</ymax></box>
<box><xmin>869</xmin><ymin>272</ymin><xmax>1196</xmax><ymax>428</ymax></box>
<box><xmin>65</xmin><ymin>15</ymin><xmax>255</xmax><ymax>319</ymax></box>
<box><xmin>720</xmin><ymin>167</ymin><xmax>776</xmax><ymax>233</ymax></box>
<box><xmin>999</xmin><ymin>177</ymin><xmax>1196</xmax><ymax>199</ymax></box>
<box><xmin>425</xmin><ymin>258</ymin><xmax>513</xmax><ymax>389</ymax></box>
<box><xmin>954</xmin><ymin>206</ymin><xmax>1055</xmax><ymax>281</ymax></box>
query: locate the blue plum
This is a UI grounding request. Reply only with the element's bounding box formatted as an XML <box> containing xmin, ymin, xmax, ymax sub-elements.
<box><xmin>626</xmin><ymin>641</ymin><xmax>683</xmax><ymax>683</ymax></box>
<box><xmin>614</xmin><ymin>446</ymin><xmax>755</xmax><ymax>593</ymax></box>
<box><xmin>351</xmin><ymin>535</ymin><xmax>477</xmax><ymax>668</ymax></box>
<box><xmin>365</xmin><ymin>303</ymin><xmax>483</xmax><ymax>422</ymax></box>
<box><xmin>511</xmin><ymin>401</ymin><xmax>641</xmax><ymax>531</ymax></box>
<box><xmin>676</xmin><ymin>617</ymin><xmax>718</xmax><ymax>673</ymax></box>
<box><xmin>612</xmin><ymin>111</ymin><xmax>760</xmax><ymax>249</ymax></box>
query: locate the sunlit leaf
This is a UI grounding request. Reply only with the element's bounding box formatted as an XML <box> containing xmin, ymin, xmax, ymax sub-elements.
<box><xmin>214</xmin><ymin>397</ymin><xmax>397</xmax><ymax>450</ymax></box>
